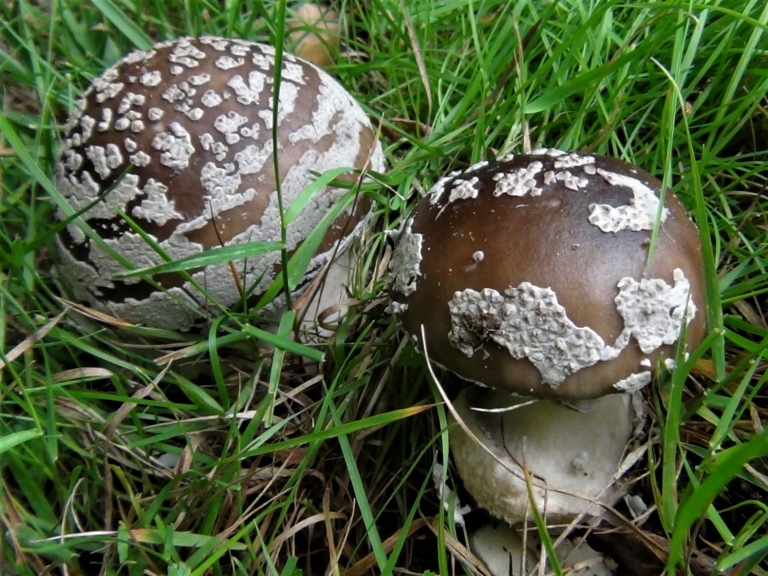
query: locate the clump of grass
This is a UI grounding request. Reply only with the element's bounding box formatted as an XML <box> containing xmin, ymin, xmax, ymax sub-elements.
<box><xmin>1</xmin><ymin>0</ymin><xmax>767</xmax><ymax>574</ymax></box>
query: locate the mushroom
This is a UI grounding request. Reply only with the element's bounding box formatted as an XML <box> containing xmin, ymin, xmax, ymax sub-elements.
<box><xmin>54</xmin><ymin>36</ymin><xmax>385</xmax><ymax>332</ymax></box>
<box><xmin>389</xmin><ymin>150</ymin><xmax>706</xmax><ymax>524</ymax></box>
<box><xmin>450</xmin><ymin>387</ymin><xmax>642</xmax><ymax>525</ymax></box>
<box><xmin>470</xmin><ymin>523</ymin><xmax>617</xmax><ymax>576</ymax></box>
<box><xmin>287</xmin><ymin>3</ymin><xmax>341</xmax><ymax>67</ymax></box>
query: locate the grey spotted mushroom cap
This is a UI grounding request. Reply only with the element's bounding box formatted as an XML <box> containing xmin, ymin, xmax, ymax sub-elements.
<box><xmin>54</xmin><ymin>36</ymin><xmax>385</xmax><ymax>331</ymax></box>
<box><xmin>389</xmin><ymin>150</ymin><xmax>706</xmax><ymax>400</ymax></box>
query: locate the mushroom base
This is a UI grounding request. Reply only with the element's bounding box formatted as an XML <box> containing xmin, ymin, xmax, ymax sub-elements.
<box><xmin>470</xmin><ymin>523</ymin><xmax>617</xmax><ymax>576</ymax></box>
<box><xmin>450</xmin><ymin>387</ymin><xmax>637</xmax><ymax>526</ymax></box>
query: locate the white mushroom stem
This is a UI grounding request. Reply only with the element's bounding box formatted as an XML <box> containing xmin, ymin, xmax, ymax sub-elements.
<box><xmin>450</xmin><ymin>387</ymin><xmax>637</xmax><ymax>526</ymax></box>
<box><xmin>470</xmin><ymin>523</ymin><xmax>617</xmax><ymax>576</ymax></box>
<box><xmin>296</xmin><ymin>248</ymin><xmax>355</xmax><ymax>342</ymax></box>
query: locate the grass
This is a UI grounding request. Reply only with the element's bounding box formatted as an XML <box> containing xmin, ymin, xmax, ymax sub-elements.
<box><xmin>1</xmin><ymin>0</ymin><xmax>767</xmax><ymax>574</ymax></box>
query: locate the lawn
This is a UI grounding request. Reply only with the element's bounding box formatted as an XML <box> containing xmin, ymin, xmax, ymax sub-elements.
<box><xmin>1</xmin><ymin>0</ymin><xmax>768</xmax><ymax>574</ymax></box>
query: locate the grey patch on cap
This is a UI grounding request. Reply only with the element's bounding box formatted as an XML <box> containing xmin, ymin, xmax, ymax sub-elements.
<box><xmin>492</xmin><ymin>161</ymin><xmax>543</xmax><ymax>197</ymax></box>
<box><xmin>131</xmin><ymin>180</ymin><xmax>183</xmax><ymax>226</ymax></box>
<box><xmin>215</xmin><ymin>55</ymin><xmax>245</xmax><ymax>70</ymax></box>
<box><xmin>615</xmin><ymin>268</ymin><xmax>696</xmax><ymax>353</ymax></box>
<box><xmin>162</xmin><ymin>84</ymin><xmax>186</xmax><ymax>103</ymax></box>
<box><xmin>227</xmin><ymin>71</ymin><xmax>266</xmax><ymax>105</ymax></box>
<box><xmin>169</xmin><ymin>39</ymin><xmax>206</xmax><ymax>64</ymax></box>
<box><xmin>214</xmin><ymin>111</ymin><xmax>248</xmax><ymax>143</ymax></box>
<box><xmin>80</xmin><ymin>115</ymin><xmax>96</xmax><ymax>141</ymax></box>
<box><xmin>553</xmin><ymin>153</ymin><xmax>595</xmax><ymax>169</ymax></box>
<box><xmin>531</xmin><ymin>148</ymin><xmax>566</xmax><ymax>157</ymax></box>
<box><xmin>95</xmin><ymin>82</ymin><xmax>124</xmax><ymax>103</ymax></box>
<box><xmin>589</xmin><ymin>169</ymin><xmax>669</xmax><ymax>232</ymax></box>
<box><xmin>258</xmin><ymin>82</ymin><xmax>299</xmax><ymax>129</ymax></box>
<box><xmin>613</xmin><ymin>371</ymin><xmax>652</xmax><ymax>392</ymax></box>
<box><xmin>105</xmin><ymin>144</ymin><xmax>123</xmax><ymax>169</ymax></box>
<box><xmin>57</xmin><ymin>171</ymin><xmax>142</xmax><ymax>222</ymax></box>
<box><xmin>447</xmin><ymin>177</ymin><xmax>480</xmax><ymax>203</ymax></box>
<box><xmin>151</xmin><ymin>122</ymin><xmax>195</xmax><ymax>170</ymax></box>
<box><xmin>543</xmin><ymin>169</ymin><xmax>589</xmax><ymax>191</ymax></box>
<box><xmin>188</xmin><ymin>73</ymin><xmax>211</xmax><ymax>85</ymax></box>
<box><xmin>389</xmin><ymin>218</ymin><xmax>423</xmax><ymax>297</ymax></box>
<box><xmin>448</xmin><ymin>284</ymin><xmax>623</xmax><ymax>386</ymax></box>
<box><xmin>427</xmin><ymin>169</ymin><xmax>464</xmax><ymax>205</ymax></box>
<box><xmin>235</xmin><ymin>142</ymin><xmax>273</xmax><ymax>175</ymax></box>
<box><xmin>141</xmin><ymin>70</ymin><xmax>162</xmax><ymax>87</ymax></box>
<box><xmin>110</xmin><ymin>286</ymin><xmax>209</xmax><ymax>331</ymax></box>
<box><xmin>130</xmin><ymin>151</ymin><xmax>151</xmax><ymax>166</ymax></box>
<box><xmin>466</xmin><ymin>159</ymin><xmax>489</xmax><ymax>172</ymax></box>
<box><xmin>561</xmin><ymin>170</ymin><xmax>589</xmax><ymax>190</ymax></box>
<box><xmin>147</xmin><ymin>107</ymin><xmax>164</xmax><ymax>121</ymax></box>
<box><xmin>198</xmin><ymin>132</ymin><xmax>229</xmax><ymax>161</ymax></box>
<box><xmin>240</xmin><ymin>122</ymin><xmax>260</xmax><ymax>140</ymax></box>
<box><xmin>117</xmin><ymin>93</ymin><xmax>146</xmax><ymax>114</ymax></box>
<box><xmin>97</xmin><ymin>108</ymin><xmax>113</xmax><ymax>132</ymax></box>
<box><xmin>85</xmin><ymin>145</ymin><xmax>111</xmax><ymax>179</ymax></box>
<box><xmin>200</xmin><ymin>35</ymin><xmax>229</xmax><ymax>51</ymax></box>
<box><xmin>61</xmin><ymin>148</ymin><xmax>83</xmax><ymax>171</ymax></box>
<box><xmin>182</xmin><ymin>107</ymin><xmax>204</xmax><ymax>121</ymax></box>
<box><xmin>201</xmin><ymin>90</ymin><xmax>223</xmax><ymax>107</ymax></box>
<box><xmin>252</xmin><ymin>52</ymin><xmax>272</xmax><ymax>70</ymax></box>
<box><xmin>122</xmin><ymin>49</ymin><xmax>155</xmax><ymax>66</ymax></box>
<box><xmin>282</xmin><ymin>61</ymin><xmax>306</xmax><ymax>85</ymax></box>
<box><xmin>447</xmin><ymin>269</ymin><xmax>696</xmax><ymax>387</ymax></box>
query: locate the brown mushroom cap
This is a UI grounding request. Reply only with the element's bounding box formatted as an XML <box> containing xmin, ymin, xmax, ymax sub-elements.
<box><xmin>287</xmin><ymin>3</ymin><xmax>341</xmax><ymax>67</ymax></box>
<box><xmin>390</xmin><ymin>150</ymin><xmax>706</xmax><ymax>400</ymax></box>
<box><xmin>55</xmin><ymin>36</ymin><xmax>385</xmax><ymax>331</ymax></box>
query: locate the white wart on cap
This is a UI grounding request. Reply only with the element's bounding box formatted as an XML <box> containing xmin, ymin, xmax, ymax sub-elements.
<box><xmin>55</xmin><ymin>36</ymin><xmax>385</xmax><ymax>331</ymax></box>
<box><xmin>389</xmin><ymin>151</ymin><xmax>706</xmax><ymax>400</ymax></box>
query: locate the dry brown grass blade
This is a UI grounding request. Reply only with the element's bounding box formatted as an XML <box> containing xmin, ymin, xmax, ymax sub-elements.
<box><xmin>734</xmin><ymin>299</ymin><xmax>767</xmax><ymax>329</ymax></box>
<box><xmin>360</xmin><ymin>336</ymin><xmax>409</xmax><ymax>420</ymax></box>
<box><xmin>104</xmin><ymin>363</ymin><xmax>170</xmax><ymax>438</ymax></box>
<box><xmin>324</xmin><ymin>486</ymin><xmax>341</xmax><ymax>576</ymax></box>
<box><xmin>267</xmin><ymin>511</ymin><xmax>346</xmax><ymax>561</ymax></box>
<box><xmin>397</xmin><ymin>0</ymin><xmax>432</xmax><ymax>132</ymax></box>
<box><xmin>466</xmin><ymin>18</ymin><xmax>542</xmax><ymax>129</ymax></box>
<box><xmin>209</xmin><ymin>199</ymin><xmax>245</xmax><ymax>299</ymax></box>
<box><xmin>0</xmin><ymin>308</ymin><xmax>67</xmax><ymax>371</ymax></box>
<box><xmin>590</xmin><ymin>524</ymin><xmax>719</xmax><ymax>576</ymax></box>
<box><xmin>342</xmin><ymin>517</ymin><xmax>430</xmax><ymax>576</ymax></box>
<box><xmin>2</xmin><ymin>490</ymin><xmax>45</xmax><ymax>574</ymax></box>
<box><xmin>355</xmin><ymin>401</ymin><xmax>434</xmax><ymax>440</ymax></box>
<box><xmin>57</xmin><ymin>297</ymin><xmax>136</xmax><ymax>329</ymax></box>
<box><xmin>50</xmin><ymin>367</ymin><xmax>114</xmax><ymax>383</ymax></box>
<box><xmin>420</xmin><ymin>515</ymin><xmax>492</xmax><ymax>576</ymax></box>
